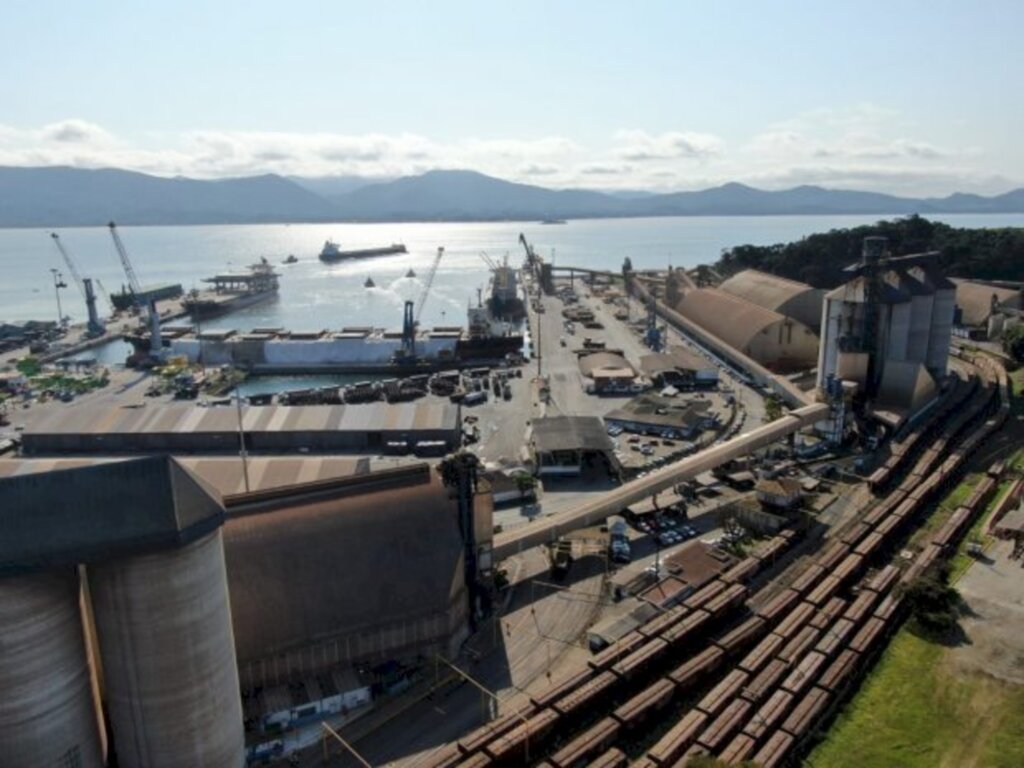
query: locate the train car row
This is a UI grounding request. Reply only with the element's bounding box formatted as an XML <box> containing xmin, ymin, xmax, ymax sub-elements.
<box><xmin>631</xmin><ymin>355</ymin><xmax>1009</xmax><ymax>767</ymax></box>
<box><xmin>429</xmin><ymin>354</ymin><xmax>1008</xmax><ymax>768</ymax></box>
<box><xmin>431</xmin><ymin>533</ymin><xmax>802</xmax><ymax>768</ymax></box>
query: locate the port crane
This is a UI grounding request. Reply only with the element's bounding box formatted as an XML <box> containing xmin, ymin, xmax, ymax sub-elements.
<box><xmin>49</xmin><ymin>232</ymin><xmax>105</xmax><ymax>335</ymax></box>
<box><xmin>108</xmin><ymin>221</ymin><xmax>162</xmax><ymax>358</ymax></box>
<box><xmin>399</xmin><ymin>246</ymin><xmax>445</xmax><ymax>362</ymax></box>
<box><xmin>94</xmin><ymin>278</ymin><xmax>115</xmax><ymax>316</ymax></box>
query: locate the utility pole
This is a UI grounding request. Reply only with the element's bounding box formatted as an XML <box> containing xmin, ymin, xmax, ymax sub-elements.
<box><xmin>50</xmin><ymin>268</ymin><xmax>67</xmax><ymax>327</ymax></box>
<box><xmin>235</xmin><ymin>392</ymin><xmax>251</xmax><ymax>493</ymax></box>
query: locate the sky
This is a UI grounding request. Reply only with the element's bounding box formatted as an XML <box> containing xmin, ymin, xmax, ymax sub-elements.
<box><xmin>1</xmin><ymin>0</ymin><xmax>1021</xmax><ymax>196</ymax></box>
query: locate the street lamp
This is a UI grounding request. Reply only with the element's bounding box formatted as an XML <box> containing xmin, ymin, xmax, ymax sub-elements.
<box><xmin>50</xmin><ymin>268</ymin><xmax>68</xmax><ymax>327</ymax></box>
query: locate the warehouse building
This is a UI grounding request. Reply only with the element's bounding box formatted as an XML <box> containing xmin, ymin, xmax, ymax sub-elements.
<box><xmin>578</xmin><ymin>351</ymin><xmax>638</xmax><ymax>392</ymax></box>
<box><xmin>670</xmin><ymin>287</ymin><xmax>819</xmax><ymax>372</ymax></box>
<box><xmin>21</xmin><ymin>401</ymin><xmax>461</xmax><ymax>456</ymax></box>
<box><xmin>0</xmin><ymin>455</ymin><xmax>492</xmax><ymax>765</ymax></box>
<box><xmin>604</xmin><ymin>395</ymin><xmax>717</xmax><ymax>440</ymax></box>
<box><xmin>639</xmin><ymin>345</ymin><xmax>719</xmax><ymax>388</ymax></box>
<box><xmin>529</xmin><ymin>416</ymin><xmax>619</xmax><ymax>477</ymax></box>
<box><xmin>718</xmin><ymin>269</ymin><xmax>825</xmax><ymax>332</ymax></box>
<box><xmin>952</xmin><ymin>278</ymin><xmax>1023</xmax><ymax>338</ymax></box>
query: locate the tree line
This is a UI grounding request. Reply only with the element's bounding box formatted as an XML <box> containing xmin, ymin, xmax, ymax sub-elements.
<box><xmin>716</xmin><ymin>214</ymin><xmax>1024</xmax><ymax>289</ymax></box>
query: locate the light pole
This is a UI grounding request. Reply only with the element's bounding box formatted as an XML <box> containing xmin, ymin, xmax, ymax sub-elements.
<box><xmin>50</xmin><ymin>268</ymin><xmax>68</xmax><ymax>327</ymax></box>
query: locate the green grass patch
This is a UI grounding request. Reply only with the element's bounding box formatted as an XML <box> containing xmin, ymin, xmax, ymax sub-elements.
<box><xmin>808</xmin><ymin>631</ymin><xmax>1024</xmax><ymax>768</ymax></box>
<box><xmin>909</xmin><ymin>474</ymin><xmax>980</xmax><ymax>546</ymax></box>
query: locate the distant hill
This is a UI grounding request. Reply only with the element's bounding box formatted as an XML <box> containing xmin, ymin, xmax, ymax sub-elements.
<box><xmin>0</xmin><ymin>166</ymin><xmax>339</xmax><ymax>227</ymax></box>
<box><xmin>331</xmin><ymin>169</ymin><xmax>624</xmax><ymax>220</ymax></box>
<box><xmin>2</xmin><ymin>166</ymin><xmax>1023</xmax><ymax>227</ymax></box>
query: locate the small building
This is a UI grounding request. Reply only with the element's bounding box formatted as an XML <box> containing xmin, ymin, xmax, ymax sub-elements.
<box><xmin>639</xmin><ymin>345</ymin><xmax>719</xmax><ymax>388</ymax></box>
<box><xmin>529</xmin><ymin>416</ymin><xmax>618</xmax><ymax>477</ymax></box>
<box><xmin>0</xmin><ymin>370</ymin><xmax>27</xmax><ymax>391</ymax></box>
<box><xmin>756</xmin><ymin>477</ymin><xmax>803</xmax><ymax>510</ymax></box>
<box><xmin>604</xmin><ymin>394</ymin><xmax>715</xmax><ymax>439</ymax></box>
<box><xmin>579</xmin><ymin>352</ymin><xmax>637</xmax><ymax>392</ymax></box>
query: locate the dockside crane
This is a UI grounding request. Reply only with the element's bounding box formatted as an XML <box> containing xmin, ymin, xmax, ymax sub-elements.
<box><xmin>49</xmin><ymin>232</ymin><xmax>105</xmax><ymax>335</ymax></box>
<box><xmin>94</xmin><ymin>278</ymin><xmax>115</xmax><ymax>316</ymax></box>
<box><xmin>108</xmin><ymin>221</ymin><xmax>162</xmax><ymax>358</ymax></box>
<box><xmin>400</xmin><ymin>246</ymin><xmax>445</xmax><ymax>362</ymax></box>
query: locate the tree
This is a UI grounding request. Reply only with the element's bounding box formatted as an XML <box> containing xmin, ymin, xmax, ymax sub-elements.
<box><xmin>763</xmin><ymin>395</ymin><xmax>784</xmax><ymax>423</ymax></box>
<box><xmin>1002</xmin><ymin>324</ymin><xmax>1024</xmax><ymax>364</ymax></box>
<box><xmin>904</xmin><ymin>571</ymin><xmax>959</xmax><ymax>635</ymax></box>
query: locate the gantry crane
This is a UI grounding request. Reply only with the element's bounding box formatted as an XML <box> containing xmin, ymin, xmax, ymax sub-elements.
<box><xmin>49</xmin><ymin>232</ymin><xmax>105</xmax><ymax>335</ymax></box>
<box><xmin>399</xmin><ymin>246</ymin><xmax>446</xmax><ymax>361</ymax></box>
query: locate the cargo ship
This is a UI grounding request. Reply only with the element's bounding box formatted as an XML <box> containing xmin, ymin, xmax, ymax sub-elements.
<box><xmin>182</xmin><ymin>258</ymin><xmax>280</xmax><ymax>319</ymax></box>
<box><xmin>319</xmin><ymin>240</ymin><xmax>407</xmax><ymax>263</ymax></box>
<box><xmin>484</xmin><ymin>258</ymin><xmax>527</xmax><ymax>321</ymax></box>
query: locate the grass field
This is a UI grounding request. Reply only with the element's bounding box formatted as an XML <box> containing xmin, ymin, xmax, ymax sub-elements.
<box><xmin>809</xmin><ymin>458</ymin><xmax>1024</xmax><ymax>768</ymax></box>
<box><xmin>808</xmin><ymin>630</ymin><xmax>1024</xmax><ymax>768</ymax></box>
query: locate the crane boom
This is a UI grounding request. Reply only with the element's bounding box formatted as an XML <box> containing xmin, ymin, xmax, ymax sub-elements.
<box><xmin>94</xmin><ymin>279</ymin><xmax>115</xmax><ymax>315</ymax></box>
<box><xmin>414</xmin><ymin>247</ymin><xmax>445</xmax><ymax>325</ymax></box>
<box><xmin>107</xmin><ymin>221</ymin><xmax>143</xmax><ymax>298</ymax></box>
<box><xmin>478</xmin><ymin>251</ymin><xmax>499</xmax><ymax>271</ymax></box>
<box><xmin>49</xmin><ymin>233</ymin><xmax>87</xmax><ymax>301</ymax></box>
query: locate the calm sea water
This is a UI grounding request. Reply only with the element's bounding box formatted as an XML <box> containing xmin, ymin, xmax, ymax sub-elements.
<box><xmin>3</xmin><ymin>214</ymin><xmax>1023</xmax><ymax>332</ymax></box>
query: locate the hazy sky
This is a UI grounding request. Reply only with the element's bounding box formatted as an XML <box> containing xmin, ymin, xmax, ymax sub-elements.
<box><xmin>1</xmin><ymin>1</ymin><xmax>1021</xmax><ymax>195</ymax></box>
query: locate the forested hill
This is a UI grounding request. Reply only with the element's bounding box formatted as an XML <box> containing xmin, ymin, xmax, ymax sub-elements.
<box><xmin>716</xmin><ymin>215</ymin><xmax>1024</xmax><ymax>288</ymax></box>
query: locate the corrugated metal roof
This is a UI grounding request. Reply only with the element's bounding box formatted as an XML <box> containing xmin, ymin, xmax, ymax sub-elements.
<box><xmin>23</xmin><ymin>402</ymin><xmax>459</xmax><ymax>437</ymax></box>
<box><xmin>953</xmin><ymin>278</ymin><xmax>1022</xmax><ymax>326</ymax></box>
<box><xmin>718</xmin><ymin>270</ymin><xmax>824</xmax><ymax>329</ymax></box>
<box><xmin>579</xmin><ymin>352</ymin><xmax>636</xmax><ymax>378</ymax></box>
<box><xmin>673</xmin><ymin>288</ymin><xmax>793</xmax><ymax>352</ymax></box>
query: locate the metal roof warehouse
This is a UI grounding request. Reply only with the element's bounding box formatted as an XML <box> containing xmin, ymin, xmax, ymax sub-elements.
<box><xmin>21</xmin><ymin>402</ymin><xmax>461</xmax><ymax>455</ymax></box>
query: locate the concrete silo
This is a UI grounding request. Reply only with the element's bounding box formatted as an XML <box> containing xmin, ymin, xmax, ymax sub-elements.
<box><xmin>0</xmin><ymin>455</ymin><xmax>244</xmax><ymax>768</ymax></box>
<box><xmin>88</xmin><ymin>477</ymin><xmax>244</xmax><ymax>768</ymax></box>
<box><xmin>0</xmin><ymin>568</ymin><xmax>104</xmax><ymax>768</ymax></box>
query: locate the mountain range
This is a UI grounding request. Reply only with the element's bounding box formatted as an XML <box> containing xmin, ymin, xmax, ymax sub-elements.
<box><xmin>2</xmin><ymin>166</ymin><xmax>1023</xmax><ymax>227</ymax></box>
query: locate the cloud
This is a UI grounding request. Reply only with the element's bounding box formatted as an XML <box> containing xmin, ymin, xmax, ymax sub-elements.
<box><xmin>40</xmin><ymin>119</ymin><xmax>114</xmax><ymax>145</ymax></box>
<box><xmin>615</xmin><ymin>130</ymin><xmax>723</xmax><ymax>161</ymax></box>
<box><xmin>579</xmin><ymin>163</ymin><xmax>633</xmax><ymax>175</ymax></box>
<box><xmin>520</xmin><ymin>163</ymin><xmax>559</xmax><ymax>176</ymax></box>
<box><xmin>0</xmin><ymin>113</ymin><xmax>1015</xmax><ymax>197</ymax></box>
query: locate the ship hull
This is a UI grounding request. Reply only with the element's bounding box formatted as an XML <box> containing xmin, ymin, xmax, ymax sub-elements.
<box><xmin>319</xmin><ymin>245</ymin><xmax>407</xmax><ymax>263</ymax></box>
<box><xmin>183</xmin><ymin>289</ymin><xmax>277</xmax><ymax>319</ymax></box>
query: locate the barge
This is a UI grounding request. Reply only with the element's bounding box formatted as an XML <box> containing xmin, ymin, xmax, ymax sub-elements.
<box><xmin>183</xmin><ymin>259</ymin><xmax>280</xmax><ymax>319</ymax></box>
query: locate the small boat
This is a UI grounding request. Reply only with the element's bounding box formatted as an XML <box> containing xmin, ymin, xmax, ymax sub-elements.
<box><xmin>405</xmin><ymin>268</ymin><xmax>417</xmax><ymax>278</ymax></box>
<box><xmin>283</xmin><ymin>254</ymin><xmax>298</xmax><ymax>264</ymax></box>
<box><xmin>540</xmin><ymin>218</ymin><xmax>567</xmax><ymax>225</ymax></box>
<box><xmin>364</xmin><ymin>277</ymin><xmax>376</xmax><ymax>288</ymax></box>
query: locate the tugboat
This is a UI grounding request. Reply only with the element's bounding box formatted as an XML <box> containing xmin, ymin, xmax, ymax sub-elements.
<box><xmin>320</xmin><ymin>240</ymin><xmax>407</xmax><ymax>263</ymax></box>
<box><xmin>283</xmin><ymin>254</ymin><xmax>298</xmax><ymax>264</ymax></box>
<box><xmin>405</xmin><ymin>268</ymin><xmax>417</xmax><ymax>278</ymax></box>
<box><xmin>364</xmin><ymin>276</ymin><xmax>376</xmax><ymax>288</ymax></box>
